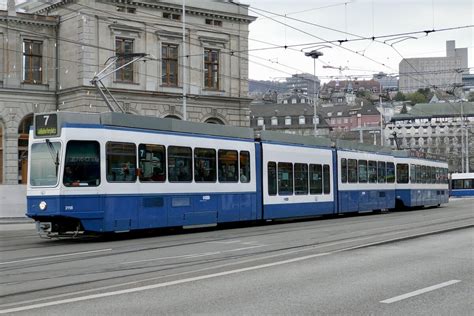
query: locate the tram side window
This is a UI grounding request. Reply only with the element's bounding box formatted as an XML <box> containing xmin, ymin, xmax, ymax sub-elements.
<box><xmin>278</xmin><ymin>162</ymin><xmax>293</xmax><ymax>195</ymax></box>
<box><xmin>378</xmin><ymin>161</ymin><xmax>386</xmax><ymax>183</ymax></box>
<box><xmin>323</xmin><ymin>164</ymin><xmax>331</xmax><ymax>194</ymax></box>
<box><xmin>294</xmin><ymin>163</ymin><xmax>308</xmax><ymax>195</ymax></box>
<box><xmin>240</xmin><ymin>151</ymin><xmax>251</xmax><ymax>183</ymax></box>
<box><xmin>368</xmin><ymin>160</ymin><xmax>377</xmax><ymax>183</ymax></box>
<box><xmin>416</xmin><ymin>165</ymin><xmax>422</xmax><ymax>184</ymax></box>
<box><xmin>194</xmin><ymin>148</ymin><xmax>216</xmax><ymax>182</ymax></box>
<box><xmin>348</xmin><ymin>159</ymin><xmax>358</xmax><ymax>183</ymax></box>
<box><xmin>430</xmin><ymin>167</ymin><xmax>436</xmax><ymax>184</ymax></box>
<box><xmin>421</xmin><ymin>165</ymin><xmax>428</xmax><ymax>183</ymax></box>
<box><xmin>386</xmin><ymin>162</ymin><xmax>395</xmax><ymax>183</ymax></box>
<box><xmin>396</xmin><ymin>163</ymin><xmax>409</xmax><ymax>183</ymax></box>
<box><xmin>410</xmin><ymin>164</ymin><xmax>416</xmax><ymax>183</ymax></box>
<box><xmin>106</xmin><ymin>142</ymin><xmax>137</xmax><ymax>182</ymax></box>
<box><xmin>168</xmin><ymin>146</ymin><xmax>192</xmax><ymax>182</ymax></box>
<box><xmin>452</xmin><ymin>179</ymin><xmax>463</xmax><ymax>189</ymax></box>
<box><xmin>358</xmin><ymin>160</ymin><xmax>368</xmax><ymax>183</ymax></box>
<box><xmin>309</xmin><ymin>164</ymin><xmax>323</xmax><ymax>194</ymax></box>
<box><xmin>138</xmin><ymin>144</ymin><xmax>166</xmax><ymax>182</ymax></box>
<box><xmin>218</xmin><ymin>150</ymin><xmax>238</xmax><ymax>182</ymax></box>
<box><xmin>341</xmin><ymin>158</ymin><xmax>347</xmax><ymax>183</ymax></box>
<box><xmin>64</xmin><ymin>141</ymin><xmax>100</xmax><ymax>187</ymax></box>
<box><xmin>268</xmin><ymin>161</ymin><xmax>277</xmax><ymax>195</ymax></box>
<box><xmin>465</xmin><ymin>179</ymin><xmax>474</xmax><ymax>189</ymax></box>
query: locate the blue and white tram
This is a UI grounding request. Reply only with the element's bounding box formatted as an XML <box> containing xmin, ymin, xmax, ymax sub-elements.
<box><xmin>393</xmin><ymin>151</ymin><xmax>449</xmax><ymax>208</ymax></box>
<box><xmin>27</xmin><ymin>112</ymin><xmax>259</xmax><ymax>235</ymax></box>
<box><xmin>259</xmin><ymin>131</ymin><xmax>336</xmax><ymax>219</ymax></box>
<box><xmin>336</xmin><ymin>141</ymin><xmax>396</xmax><ymax>212</ymax></box>
<box><xmin>26</xmin><ymin>112</ymin><xmax>450</xmax><ymax>237</ymax></box>
<box><xmin>450</xmin><ymin>173</ymin><xmax>474</xmax><ymax>197</ymax></box>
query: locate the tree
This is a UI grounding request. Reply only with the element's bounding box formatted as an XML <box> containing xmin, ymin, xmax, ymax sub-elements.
<box><xmin>394</xmin><ymin>91</ymin><xmax>406</xmax><ymax>101</ymax></box>
<box><xmin>407</xmin><ymin>91</ymin><xmax>427</xmax><ymax>105</ymax></box>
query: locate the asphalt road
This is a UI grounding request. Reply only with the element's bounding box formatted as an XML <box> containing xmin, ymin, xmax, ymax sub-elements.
<box><xmin>0</xmin><ymin>199</ymin><xmax>473</xmax><ymax>315</ymax></box>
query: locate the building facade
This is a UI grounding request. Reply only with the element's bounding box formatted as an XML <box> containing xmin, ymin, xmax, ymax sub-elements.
<box><xmin>385</xmin><ymin>102</ymin><xmax>474</xmax><ymax>172</ymax></box>
<box><xmin>249</xmin><ymin>102</ymin><xmax>331</xmax><ymax>137</ymax></box>
<box><xmin>399</xmin><ymin>40</ymin><xmax>468</xmax><ymax>93</ymax></box>
<box><xmin>0</xmin><ymin>0</ymin><xmax>255</xmax><ymax>185</ymax></box>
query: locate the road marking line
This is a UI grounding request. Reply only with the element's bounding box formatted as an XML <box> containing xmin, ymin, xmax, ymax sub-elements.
<box><xmin>1</xmin><ymin>225</ymin><xmax>470</xmax><ymax>313</ymax></box>
<box><xmin>380</xmin><ymin>280</ymin><xmax>461</xmax><ymax>304</ymax></box>
<box><xmin>206</xmin><ymin>240</ymin><xmax>242</xmax><ymax>244</ymax></box>
<box><xmin>222</xmin><ymin>245</ymin><xmax>266</xmax><ymax>253</ymax></box>
<box><xmin>0</xmin><ymin>251</ymin><xmax>331</xmax><ymax>314</ymax></box>
<box><xmin>0</xmin><ymin>249</ymin><xmax>113</xmax><ymax>265</ymax></box>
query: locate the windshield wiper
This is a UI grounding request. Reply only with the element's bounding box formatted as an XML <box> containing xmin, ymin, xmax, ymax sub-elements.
<box><xmin>45</xmin><ymin>139</ymin><xmax>60</xmax><ymax>175</ymax></box>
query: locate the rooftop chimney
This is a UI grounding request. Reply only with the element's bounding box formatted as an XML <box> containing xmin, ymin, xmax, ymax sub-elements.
<box><xmin>8</xmin><ymin>0</ymin><xmax>17</xmax><ymax>17</ymax></box>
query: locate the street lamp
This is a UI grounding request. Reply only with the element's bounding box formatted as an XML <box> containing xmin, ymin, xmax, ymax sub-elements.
<box><xmin>305</xmin><ymin>50</ymin><xmax>324</xmax><ymax>137</ymax></box>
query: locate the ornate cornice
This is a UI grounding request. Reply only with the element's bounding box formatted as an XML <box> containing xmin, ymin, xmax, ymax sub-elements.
<box><xmin>0</xmin><ymin>12</ymin><xmax>58</xmax><ymax>28</ymax></box>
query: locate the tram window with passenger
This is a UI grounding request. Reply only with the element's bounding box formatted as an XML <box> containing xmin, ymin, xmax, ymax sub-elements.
<box><xmin>64</xmin><ymin>141</ymin><xmax>100</xmax><ymax>187</ymax></box>
<box><xmin>194</xmin><ymin>148</ymin><xmax>216</xmax><ymax>182</ymax></box>
<box><xmin>138</xmin><ymin>144</ymin><xmax>166</xmax><ymax>182</ymax></box>
<box><xmin>106</xmin><ymin>142</ymin><xmax>137</xmax><ymax>182</ymax></box>
<box><xmin>168</xmin><ymin>146</ymin><xmax>192</xmax><ymax>182</ymax></box>
<box><xmin>218</xmin><ymin>150</ymin><xmax>238</xmax><ymax>182</ymax></box>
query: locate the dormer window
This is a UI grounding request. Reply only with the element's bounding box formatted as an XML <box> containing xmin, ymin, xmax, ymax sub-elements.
<box><xmin>257</xmin><ymin>117</ymin><xmax>264</xmax><ymax>126</ymax></box>
<box><xmin>337</xmin><ymin>112</ymin><xmax>342</xmax><ymax>116</ymax></box>
<box><xmin>163</xmin><ymin>12</ymin><xmax>181</xmax><ymax>20</ymax></box>
<box><xmin>299</xmin><ymin>116</ymin><xmax>305</xmax><ymax>125</ymax></box>
<box><xmin>271</xmin><ymin>117</ymin><xmax>278</xmax><ymax>126</ymax></box>
<box><xmin>291</xmin><ymin>98</ymin><xmax>297</xmax><ymax>104</ymax></box>
<box><xmin>285</xmin><ymin>116</ymin><xmax>292</xmax><ymax>125</ymax></box>
<box><xmin>327</xmin><ymin>112</ymin><xmax>332</xmax><ymax>117</ymax></box>
<box><xmin>205</xmin><ymin>19</ymin><xmax>223</xmax><ymax>27</ymax></box>
<box><xmin>116</xmin><ymin>6</ymin><xmax>136</xmax><ymax>13</ymax></box>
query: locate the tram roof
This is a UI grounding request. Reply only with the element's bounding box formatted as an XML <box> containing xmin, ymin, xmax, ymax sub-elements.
<box><xmin>35</xmin><ymin>112</ymin><xmax>255</xmax><ymax>140</ymax></box>
<box><xmin>256</xmin><ymin>130</ymin><xmax>333</xmax><ymax>148</ymax></box>
<box><xmin>335</xmin><ymin>139</ymin><xmax>392</xmax><ymax>155</ymax></box>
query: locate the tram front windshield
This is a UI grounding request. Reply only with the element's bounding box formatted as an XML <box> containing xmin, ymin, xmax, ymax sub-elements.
<box><xmin>30</xmin><ymin>142</ymin><xmax>61</xmax><ymax>186</ymax></box>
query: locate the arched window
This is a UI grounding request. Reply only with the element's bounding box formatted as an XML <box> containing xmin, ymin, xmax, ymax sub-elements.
<box><xmin>18</xmin><ymin>114</ymin><xmax>33</xmax><ymax>184</ymax></box>
<box><xmin>205</xmin><ymin>117</ymin><xmax>224</xmax><ymax>125</ymax></box>
<box><xmin>164</xmin><ymin>115</ymin><xmax>181</xmax><ymax>120</ymax></box>
<box><xmin>271</xmin><ymin>116</ymin><xmax>278</xmax><ymax>126</ymax></box>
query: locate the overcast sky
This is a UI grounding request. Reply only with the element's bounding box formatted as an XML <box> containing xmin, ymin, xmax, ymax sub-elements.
<box><xmin>244</xmin><ymin>0</ymin><xmax>473</xmax><ymax>82</ymax></box>
<box><xmin>1</xmin><ymin>0</ymin><xmax>472</xmax><ymax>82</ymax></box>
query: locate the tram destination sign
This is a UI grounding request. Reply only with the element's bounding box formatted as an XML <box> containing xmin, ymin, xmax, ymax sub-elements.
<box><xmin>35</xmin><ymin>114</ymin><xmax>58</xmax><ymax>137</ymax></box>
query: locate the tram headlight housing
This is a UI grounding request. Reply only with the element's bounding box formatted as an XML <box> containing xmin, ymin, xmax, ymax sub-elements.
<box><xmin>39</xmin><ymin>201</ymin><xmax>47</xmax><ymax>211</ymax></box>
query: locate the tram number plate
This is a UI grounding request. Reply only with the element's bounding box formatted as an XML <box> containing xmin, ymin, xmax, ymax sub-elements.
<box><xmin>35</xmin><ymin>114</ymin><xmax>58</xmax><ymax>137</ymax></box>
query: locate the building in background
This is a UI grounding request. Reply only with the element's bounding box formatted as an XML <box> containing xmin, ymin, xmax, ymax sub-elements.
<box><xmin>0</xmin><ymin>0</ymin><xmax>255</xmax><ymax>186</ymax></box>
<box><xmin>249</xmin><ymin>102</ymin><xmax>331</xmax><ymax>137</ymax></box>
<box><xmin>398</xmin><ymin>40</ymin><xmax>468</xmax><ymax>93</ymax></box>
<box><xmin>386</xmin><ymin>102</ymin><xmax>474</xmax><ymax>172</ymax></box>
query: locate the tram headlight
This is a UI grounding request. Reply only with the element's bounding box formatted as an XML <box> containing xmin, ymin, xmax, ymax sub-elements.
<box><xmin>39</xmin><ymin>201</ymin><xmax>47</xmax><ymax>211</ymax></box>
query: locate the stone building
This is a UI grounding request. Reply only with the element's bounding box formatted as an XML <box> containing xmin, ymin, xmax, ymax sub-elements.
<box><xmin>385</xmin><ymin>102</ymin><xmax>474</xmax><ymax>172</ymax></box>
<box><xmin>399</xmin><ymin>40</ymin><xmax>468</xmax><ymax>93</ymax></box>
<box><xmin>0</xmin><ymin>0</ymin><xmax>255</xmax><ymax>185</ymax></box>
<box><xmin>249</xmin><ymin>102</ymin><xmax>331</xmax><ymax>137</ymax></box>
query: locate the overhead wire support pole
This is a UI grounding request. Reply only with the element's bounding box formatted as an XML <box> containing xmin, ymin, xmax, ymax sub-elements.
<box><xmin>90</xmin><ymin>53</ymin><xmax>148</xmax><ymax>113</ymax></box>
<box><xmin>182</xmin><ymin>0</ymin><xmax>187</xmax><ymax>121</ymax></box>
